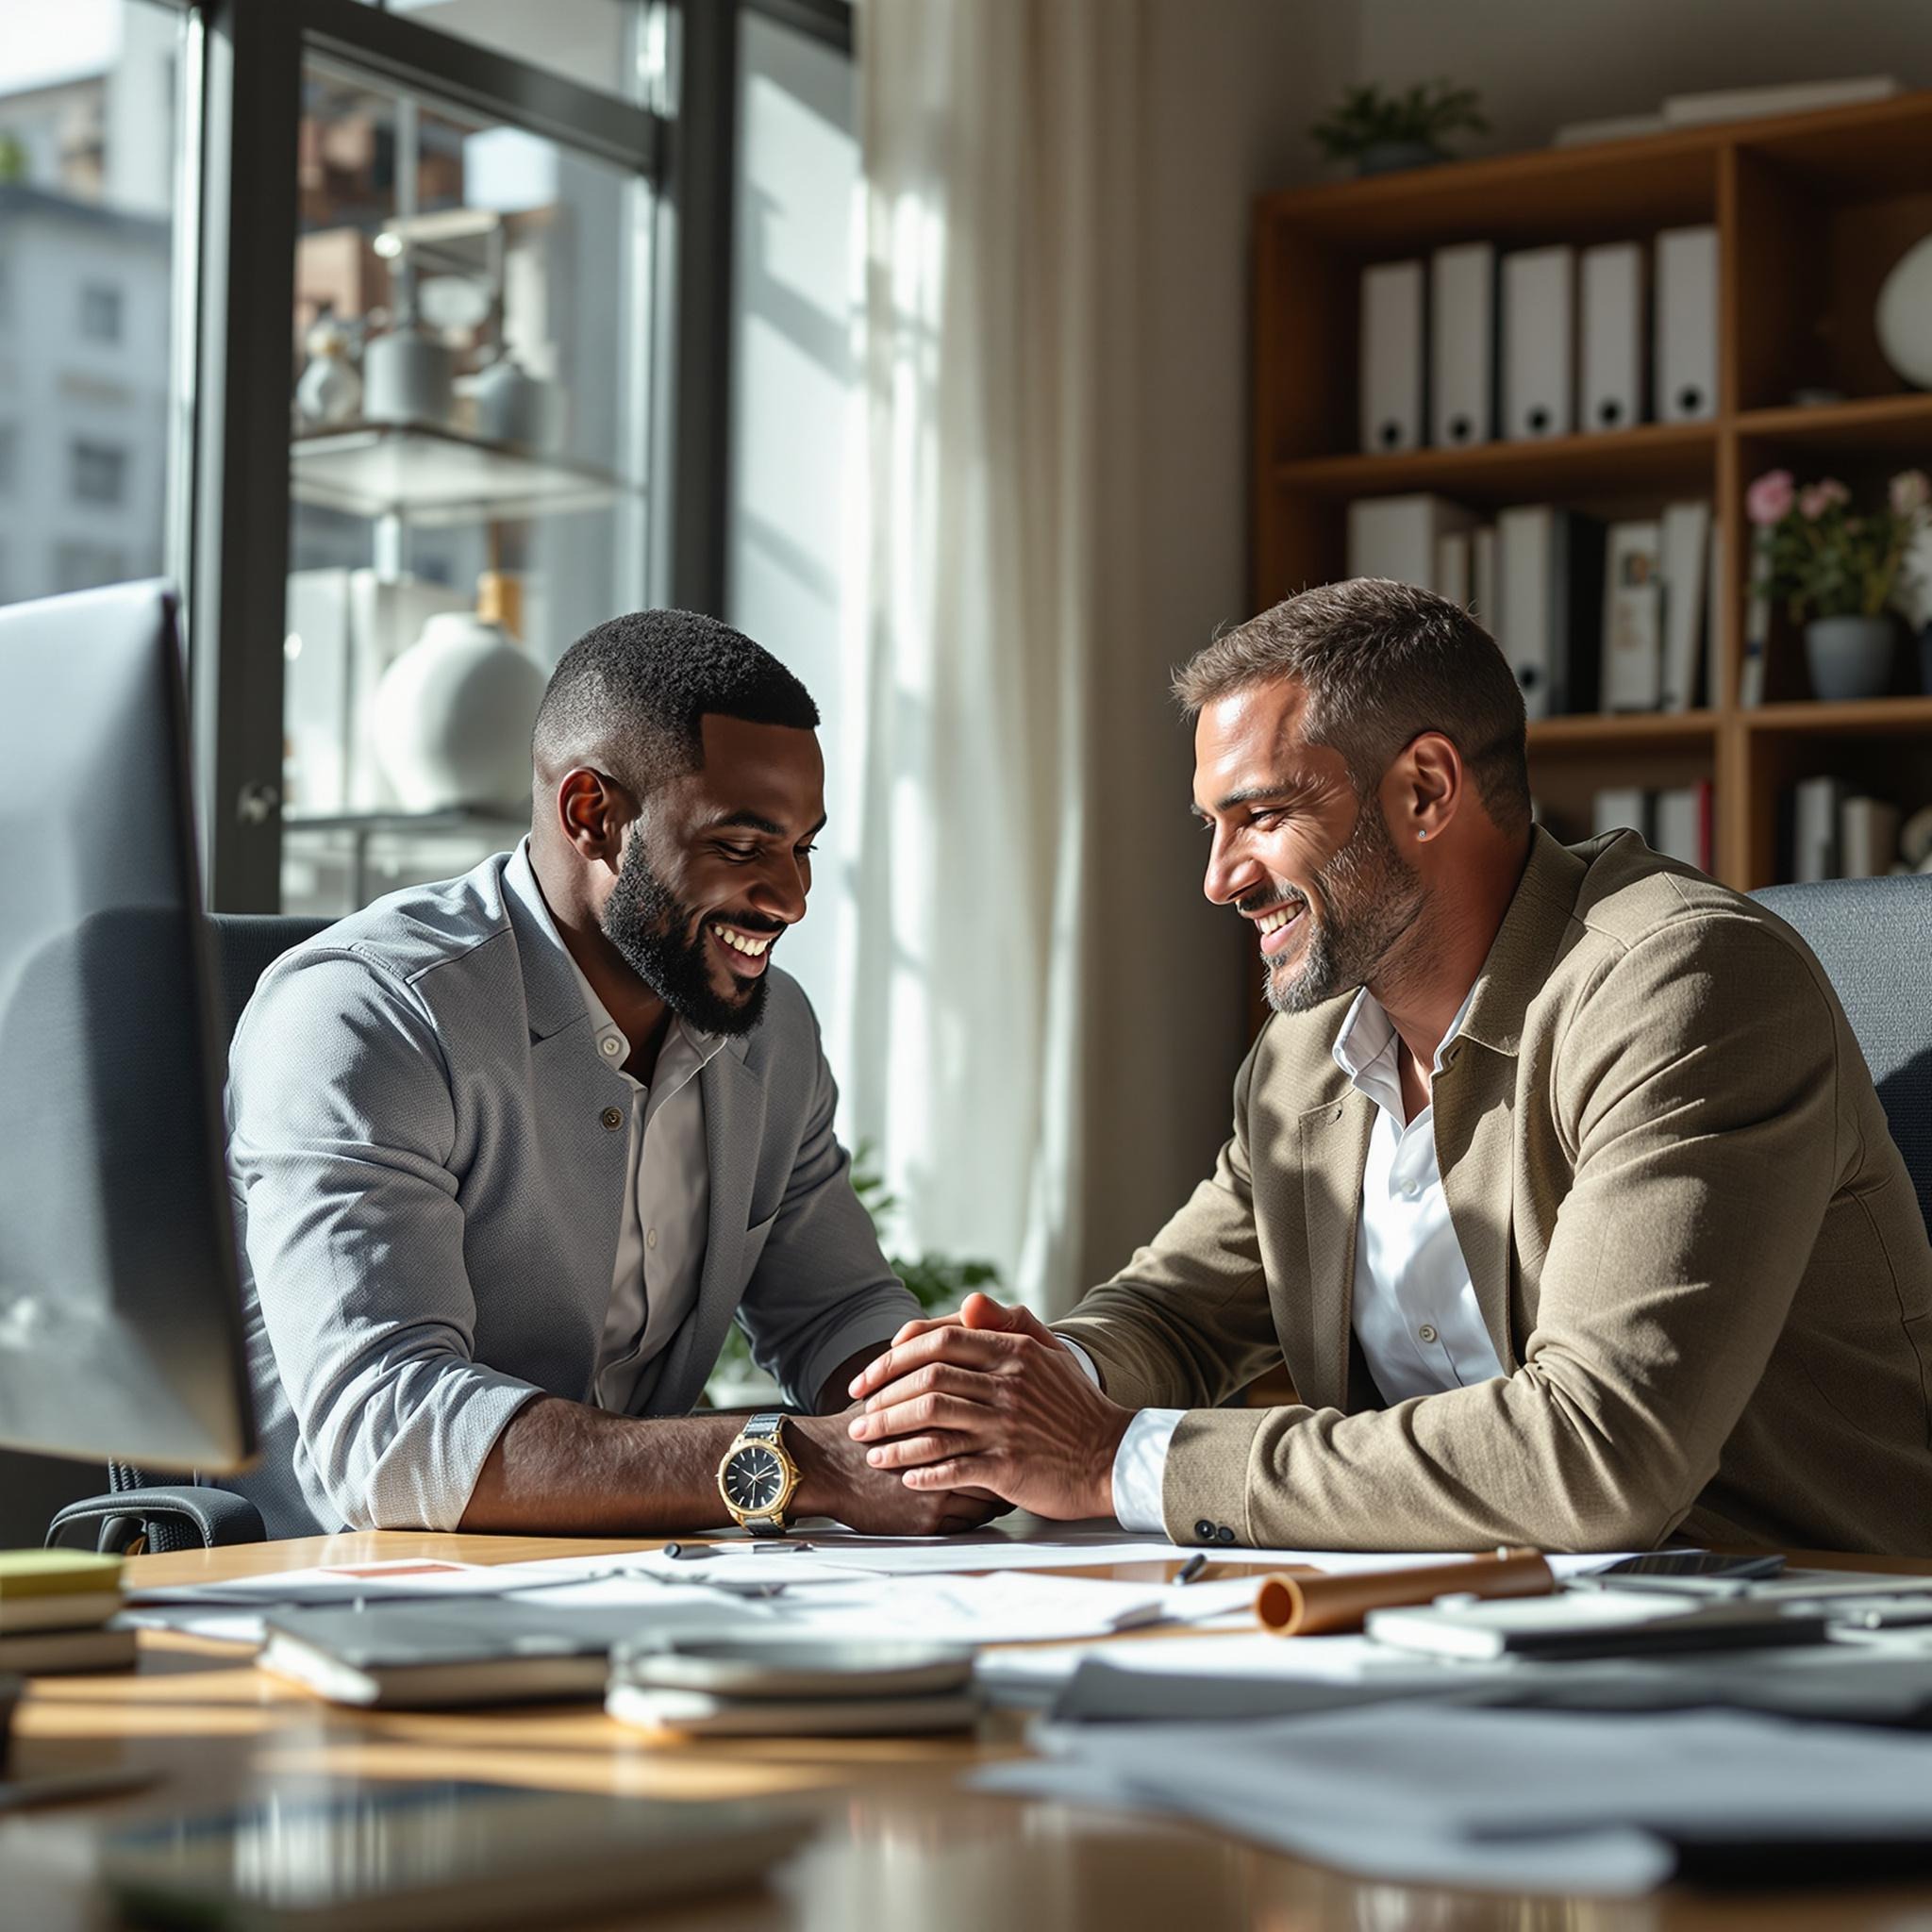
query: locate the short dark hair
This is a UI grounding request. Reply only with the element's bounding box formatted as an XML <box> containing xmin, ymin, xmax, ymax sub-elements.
<box><xmin>532</xmin><ymin>608</ymin><xmax>819</xmax><ymax>795</ymax></box>
<box><xmin>1173</xmin><ymin>579</ymin><xmax>1530</xmax><ymax>835</ymax></box>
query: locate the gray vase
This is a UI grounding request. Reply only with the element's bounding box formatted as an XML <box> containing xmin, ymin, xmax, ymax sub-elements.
<box><xmin>1805</xmin><ymin>615</ymin><xmax>1896</xmax><ymax>702</ymax></box>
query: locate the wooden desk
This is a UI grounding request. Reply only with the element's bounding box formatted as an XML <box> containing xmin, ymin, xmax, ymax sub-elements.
<box><xmin>8</xmin><ymin>1532</ymin><xmax>1932</xmax><ymax>1930</ymax></box>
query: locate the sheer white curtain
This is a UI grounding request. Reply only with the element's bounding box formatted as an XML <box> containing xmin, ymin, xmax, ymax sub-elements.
<box><xmin>828</xmin><ymin>0</ymin><xmax>1144</xmax><ymax>1313</ymax></box>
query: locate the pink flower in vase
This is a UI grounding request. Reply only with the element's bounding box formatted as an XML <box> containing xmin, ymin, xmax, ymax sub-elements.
<box><xmin>1746</xmin><ymin>469</ymin><xmax>1795</xmax><ymax>525</ymax></box>
<box><xmin>1798</xmin><ymin>478</ymin><xmax>1850</xmax><ymax>520</ymax></box>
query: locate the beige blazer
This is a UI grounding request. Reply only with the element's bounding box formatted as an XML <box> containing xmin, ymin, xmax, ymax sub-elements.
<box><xmin>1056</xmin><ymin>829</ymin><xmax>1932</xmax><ymax>1554</ymax></box>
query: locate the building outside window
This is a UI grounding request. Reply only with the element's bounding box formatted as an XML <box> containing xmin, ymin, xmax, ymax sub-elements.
<box><xmin>71</xmin><ymin>438</ymin><xmax>129</xmax><ymax>504</ymax></box>
<box><xmin>78</xmin><ymin>280</ymin><xmax>124</xmax><ymax>341</ymax></box>
<box><xmin>0</xmin><ymin>1</ymin><xmax>180</xmax><ymax>608</ymax></box>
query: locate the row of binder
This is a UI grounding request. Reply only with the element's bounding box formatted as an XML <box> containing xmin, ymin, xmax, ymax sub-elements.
<box><xmin>1346</xmin><ymin>492</ymin><xmax>1713</xmax><ymax>719</ymax></box>
<box><xmin>1359</xmin><ymin>228</ymin><xmax>1718</xmax><ymax>454</ymax></box>
<box><xmin>1790</xmin><ymin>780</ymin><xmax>1930</xmax><ymax>883</ymax></box>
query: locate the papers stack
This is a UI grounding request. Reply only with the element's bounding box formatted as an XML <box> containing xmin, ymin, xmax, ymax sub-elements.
<box><xmin>0</xmin><ymin>1551</ymin><xmax>135</xmax><ymax>1675</ymax></box>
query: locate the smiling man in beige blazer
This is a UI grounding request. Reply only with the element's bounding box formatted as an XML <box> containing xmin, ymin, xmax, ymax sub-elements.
<box><xmin>847</xmin><ymin>577</ymin><xmax>1932</xmax><ymax>1555</ymax></box>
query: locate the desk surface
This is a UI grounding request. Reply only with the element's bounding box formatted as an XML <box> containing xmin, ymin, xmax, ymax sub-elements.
<box><xmin>8</xmin><ymin>1530</ymin><xmax>1932</xmax><ymax>1931</ymax></box>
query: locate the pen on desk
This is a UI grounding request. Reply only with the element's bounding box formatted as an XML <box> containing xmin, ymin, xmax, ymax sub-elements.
<box><xmin>1174</xmin><ymin>1553</ymin><xmax>1208</xmax><ymax>1586</ymax></box>
<box><xmin>661</xmin><ymin>1542</ymin><xmax>711</xmax><ymax>1560</ymax></box>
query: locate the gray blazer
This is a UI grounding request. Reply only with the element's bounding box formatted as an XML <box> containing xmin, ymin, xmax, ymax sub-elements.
<box><xmin>223</xmin><ymin>845</ymin><xmax>914</xmax><ymax>1538</ymax></box>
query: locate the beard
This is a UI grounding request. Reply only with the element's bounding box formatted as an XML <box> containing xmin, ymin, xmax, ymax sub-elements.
<box><xmin>602</xmin><ymin>835</ymin><xmax>773</xmax><ymax>1038</ymax></box>
<box><xmin>1258</xmin><ymin>795</ymin><xmax>1424</xmax><ymax>1016</ymax></box>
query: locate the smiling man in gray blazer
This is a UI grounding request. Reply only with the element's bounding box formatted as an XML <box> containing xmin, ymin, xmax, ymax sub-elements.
<box><xmin>226</xmin><ymin>609</ymin><xmax>991</xmax><ymax>1540</ymax></box>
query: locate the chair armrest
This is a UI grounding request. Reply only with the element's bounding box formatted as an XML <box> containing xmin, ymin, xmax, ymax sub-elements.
<box><xmin>46</xmin><ymin>1489</ymin><xmax>266</xmax><ymax>1552</ymax></box>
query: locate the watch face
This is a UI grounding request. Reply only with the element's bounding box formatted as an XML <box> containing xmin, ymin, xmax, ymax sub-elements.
<box><xmin>724</xmin><ymin>1443</ymin><xmax>787</xmax><ymax>1515</ymax></box>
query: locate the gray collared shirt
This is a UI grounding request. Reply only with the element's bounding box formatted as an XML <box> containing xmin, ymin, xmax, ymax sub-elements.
<box><xmin>503</xmin><ymin>846</ymin><xmax>727</xmax><ymax>1414</ymax></box>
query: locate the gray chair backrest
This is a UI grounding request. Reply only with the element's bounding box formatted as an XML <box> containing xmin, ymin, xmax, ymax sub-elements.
<box><xmin>208</xmin><ymin>913</ymin><xmax>334</xmax><ymax>1050</ymax></box>
<box><xmin>1755</xmin><ymin>874</ymin><xmax>1932</xmax><ymax>1240</ymax></box>
<box><xmin>103</xmin><ymin>912</ymin><xmax>333</xmax><ymax>1518</ymax></box>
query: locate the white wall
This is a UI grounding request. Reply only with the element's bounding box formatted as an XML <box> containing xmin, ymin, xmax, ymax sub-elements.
<box><xmin>1323</xmin><ymin>0</ymin><xmax>1932</xmax><ymax>167</ymax></box>
<box><xmin>1071</xmin><ymin>1</ymin><xmax>1338</xmax><ymax>1290</ymax></box>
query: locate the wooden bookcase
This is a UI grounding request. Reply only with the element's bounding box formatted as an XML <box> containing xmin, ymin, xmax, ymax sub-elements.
<box><xmin>1252</xmin><ymin>90</ymin><xmax>1932</xmax><ymax>891</ymax></box>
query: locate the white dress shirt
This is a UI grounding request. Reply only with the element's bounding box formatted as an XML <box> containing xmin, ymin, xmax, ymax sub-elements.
<box><xmin>1071</xmin><ymin>984</ymin><xmax>1501</xmax><ymax>1534</ymax></box>
<box><xmin>507</xmin><ymin>855</ymin><xmax>725</xmax><ymax>1413</ymax></box>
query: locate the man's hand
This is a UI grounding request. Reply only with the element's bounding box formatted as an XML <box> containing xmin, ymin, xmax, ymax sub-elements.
<box><xmin>789</xmin><ymin>1411</ymin><xmax>1002</xmax><ymax>1535</ymax></box>
<box><xmin>843</xmin><ymin>1293</ymin><xmax>1132</xmax><ymax>1520</ymax></box>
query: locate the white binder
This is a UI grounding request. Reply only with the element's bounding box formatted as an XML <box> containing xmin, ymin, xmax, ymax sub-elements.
<box><xmin>1501</xmin><ymin>246</ymin><xmax>1575</xmax><ymax>440</ymax></box>
<box><xmin>1657</xmin><ymin>226</ymin><xmax>1718</xmax><ymax>422</ymax></box>
<box><xmin>1495</xmin><ymin>504</ymin><xmax>1602</xmax><ymax>718</ymax></box>
<box><xmin>1430</xmin><ymin>243</ymin><xmax>1495</xmax><ymax>448</ymax></box>
<box><xmin>1658</xmin><ymin>500</ymin><xmax>1712</xmax><ymax>712</ymax></box>
<box><xmin>1359</xmin><ymin>260</ymin><xmax>1426</xmax><ymax>455</ymax></box>
<box><xmin>1346</xmin><ymin>493</ymin><xmax>1475</xmax><ymax>591</ymax></box>
<box><xmin>1473</xmin><ymin>525</ymin><xmax>1499</xmax><ymax>634</ymax></box>
<box><xmin>1592</xmin><ymin>786</ymin><xmax>1651</xmax><ymax>840</ymax></box>
<box><xmin>1601</xmin><ymin>520</ymin><xmax>1663</xmax><ymax>711</ymax></box>
<box><xmin>1580</xmin><ymin>242</ymin><xmax>1645</xmax><ymax>432</ymax></box>
<box><xmin>1435</xmin><ymin>531</ymin><xmax>1473</xmax><ymax>607</ymax></box>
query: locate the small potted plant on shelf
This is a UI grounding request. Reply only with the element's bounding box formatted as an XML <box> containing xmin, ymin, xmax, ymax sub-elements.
<box><xmin>1747</xmin><ymin>466</ymin><xmax>1932</xmax><ymax>701</ymax></box>
<box><xmin>704</xmin><ymin>1141</ymin><xmax>1001</xmax><ymax>1408</ymax></box>
<box><xmin>1310</xmin><ymin>79</ymin><xmax>1489</xmax><ymax>176</ymax></box>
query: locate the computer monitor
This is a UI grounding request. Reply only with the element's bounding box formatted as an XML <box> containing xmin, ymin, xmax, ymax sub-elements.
<box><xmin>0</xmin><ymin>582</ymin><xmax>255</xmax><ymax>1473</ymax></box>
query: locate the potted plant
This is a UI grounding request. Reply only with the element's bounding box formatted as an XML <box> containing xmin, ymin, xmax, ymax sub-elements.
<box><xmin>705</xmin><ymin>1141</ymin><xmax>1001</xmax><ymax>1408</ymax></box>
<box><xmin>1747</xmin><ymin>467</ymin><xmax>1932</xmax><ymax>701</ymax></box>
<box><xmin>1310</xmin><ymin>80</ymin><xmax>1489</xmax><ymax>176</ymax></box>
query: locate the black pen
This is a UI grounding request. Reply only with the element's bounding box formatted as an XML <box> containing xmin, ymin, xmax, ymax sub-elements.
<box><xmin>1174</xmin><ymin>1553</ymin><xmax>1209</xmax><ymax>1586</ymax></box>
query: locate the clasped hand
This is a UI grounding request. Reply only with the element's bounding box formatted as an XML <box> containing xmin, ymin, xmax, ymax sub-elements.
<box><xmin>844</xmin><ymin>1293</ymin><xmax>1132</xmax><ymax>1520</ymax></box>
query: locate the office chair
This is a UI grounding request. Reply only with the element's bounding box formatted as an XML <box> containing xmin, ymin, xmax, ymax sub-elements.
<box><xmin>1756</xmin><ymin>873</ymin><xmax>1932</xmax><ymax>1241</ymax></box>
<box><xmin>46</xmin><ymin>913</ymin><xmax>332</xmax><ymax>1554</ymax></box>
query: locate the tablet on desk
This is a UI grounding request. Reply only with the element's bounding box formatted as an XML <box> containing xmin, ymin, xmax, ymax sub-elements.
<box><xmin>101</xmin><ymin>1782</ymin><xmax>812</xmax><ymax>1932</ymax></box>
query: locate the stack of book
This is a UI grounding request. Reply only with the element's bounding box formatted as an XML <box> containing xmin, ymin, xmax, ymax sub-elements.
<box><xmin>0</xmin><ymin>1551</ymin><xmax>135</xmax><ymax>1675</ymax></box>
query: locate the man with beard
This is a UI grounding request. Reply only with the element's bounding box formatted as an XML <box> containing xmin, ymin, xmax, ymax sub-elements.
<box><xmin>845</xmin><ymin>577</ymin><xmax>1932</xmax><ymax>1555</ymax></box>
<box><xmin>225</xmin><ymin>608</ymin><xmax>993</xmax><ymax>1538</ymax></box>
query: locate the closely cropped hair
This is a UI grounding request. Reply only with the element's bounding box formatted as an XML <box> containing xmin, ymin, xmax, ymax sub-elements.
<box><xmin>1174</xmin><ymin>579</ymin><xmax>1530</xmax><ymax>835</ymax></box>
<box><xmin>532</xmin><ymin>608</ymin><xmax>818</xmax><ymax>796</ymax></box>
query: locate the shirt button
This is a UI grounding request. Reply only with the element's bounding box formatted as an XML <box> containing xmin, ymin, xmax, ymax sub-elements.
<box><xmin>1194</xmin><ymin>1519</ymin><xmax>1216</xmax><ymax>1542</ymax></box>
<box><xmin>646</xmin><ymin>1227</ymin><xmax>658</xmax><ymax>1251</ymax></box>
<box><xmin>1216</xmin><ymin>1525</ymin><xmax>1236</xmax><ymax>1544</ymax></box>
<box><xmin>600</xmin><ymin>1036</ymin><xmax>622</xmax><ymax>1058</ymax></box>
<box><xmin>601</xmin><ymin>1107</ymin><xmax>623</xmax><ymax>1131</ymax></box>
<box><xmin>1418</xmin><ymin>1324</ymin><xmax>1439</xmax><ymax>1344</ymax></box>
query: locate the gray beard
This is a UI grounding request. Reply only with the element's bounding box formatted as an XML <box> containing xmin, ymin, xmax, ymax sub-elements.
<box><xmin>1264</xmin><ymin>798</ymin><xmax>1424</xmax><ymax>1015</ymax></box>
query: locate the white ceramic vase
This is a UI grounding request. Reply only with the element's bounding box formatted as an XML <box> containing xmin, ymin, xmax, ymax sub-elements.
<box><xmin>1876</xmin><ymin>236</ymin><xmax>1932</xmax><ymax>389</ymax></box>
<box><xmin>373</xmin><ymin>610</ymin><xmax>547</xmax><ymax>812</ymax></box>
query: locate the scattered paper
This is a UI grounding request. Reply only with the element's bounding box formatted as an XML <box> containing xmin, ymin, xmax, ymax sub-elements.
<box><xmin>980</xmin><ymin>1704</ymin><xmax>1932</xmax><ymax>1894</ymax></box>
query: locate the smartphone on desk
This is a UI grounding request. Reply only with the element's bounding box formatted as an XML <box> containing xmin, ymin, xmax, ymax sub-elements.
<box><xmin>1577</xmin><ymin>1551</ymin><xmax>1786</xmax><ymax>1595</ymax></box>
<box><xmin>101</xmin><ymin>1782</ymin><xmax>811</xmax><ymax>1932</ymax></box>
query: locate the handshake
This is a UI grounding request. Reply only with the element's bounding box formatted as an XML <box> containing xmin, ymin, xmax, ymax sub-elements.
<box><xmin>787</xmin><ymin>1293</ymin><xmax>1135</xmax><ymax>1533</ymax></box>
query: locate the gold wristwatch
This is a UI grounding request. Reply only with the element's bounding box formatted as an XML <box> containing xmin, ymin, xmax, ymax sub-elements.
<box><xmin>717</xmin><ymin>1412</ymin><xmax>801</xmax><ymax>1536</ymax></box>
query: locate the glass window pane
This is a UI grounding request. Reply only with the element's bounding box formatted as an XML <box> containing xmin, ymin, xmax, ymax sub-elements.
<box><xmin>284</xmin><ymin>58</ymin><xmax>653</xmax><ymax>916</ymax></box>
<box><xmin>725</xmin><ymin>11</ymin><xmax>858</xmax><ymax>1025</ymax></box>
<box><xmin>352</xmin><ymin>0</ymin><xmax>646</xmax><ymax>101</ymax></box>
<box><xmin>0</xmin><ymin>0</ymin><xmax>188</xmax><ymax>611</ymax></box>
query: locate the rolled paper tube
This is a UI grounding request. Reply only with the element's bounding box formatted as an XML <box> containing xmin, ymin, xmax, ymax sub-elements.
<box><xmin>1255</xmin><ymin>1549</ymin><xmax>1555</xmax><ymax>1637</ymax></box>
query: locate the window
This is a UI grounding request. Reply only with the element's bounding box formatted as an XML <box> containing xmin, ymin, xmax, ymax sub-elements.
<box><xmin>79</xmin><ymin>281</ymin><xmax>123</xmax><ymax>342</ymax></box>
<box><xmin>53</xmin><ymin>541</ymin><xmax>129</xmax><ymax>591</ymax></box>
<box><xmin>279</xmin><ymin>45</ymin><xmax>656</xmax><ymax>915</ymax></box>
<box><xmin>0</xmin><ymin>0</ymin><xmax>185</xmax><ymax>609</ymax></box>
<box><xmin>71</xmin><ymin>439</ymin><xmax>128</xmax><ymax>504</ymax></box>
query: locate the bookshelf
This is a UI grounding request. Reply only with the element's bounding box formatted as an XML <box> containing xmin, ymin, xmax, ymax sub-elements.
<box><xmin>1252</xmin><ymin>90</ymin><xmax>1932</xmax><ymax>892</ymax></box>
